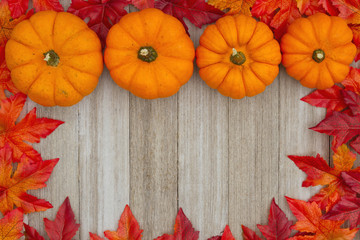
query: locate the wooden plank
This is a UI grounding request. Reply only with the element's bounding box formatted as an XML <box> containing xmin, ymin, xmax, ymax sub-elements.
<box><xmin>277</xmin><ymin>68</ymin><xmax>329</xmax><ymax>219</ymax></box>
<box><xmin>178</xmin><ymin>25</ymin><xmax>229</xmax><ymax>239</ymax></box>
<box><xmin>129</xmin><ymin>95</ymin><xmax>178</xmax><ymax>239</ymax></box>
<box><xmin>228</xmin><ymin>76</ymin><xmax>280</xmax><ymax>238</ymax></box>
<box><xmin>77</xmin><ymin>69</ymin><xmax>130</xmax><ymax>237</ymax></box>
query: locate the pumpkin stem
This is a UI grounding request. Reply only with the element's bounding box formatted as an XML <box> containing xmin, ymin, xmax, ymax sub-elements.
<box><xmin>138</xmin><ymin>46</ymin><xmax>158</xmax><ymax>63</ymax></box>
<box><xmin>230</xmin><ymin>48</ymin><xmax>246</xmax><ymax>65</ymax></box>
<box><xmin>312</xmin><ymin>49</ymin><xmax>325</xmax><ymax>63</ymax></box>
<box><xmin>43</xmin><ymin>50</ymin><xmax>60</xmax><ymax>67</ymax></box>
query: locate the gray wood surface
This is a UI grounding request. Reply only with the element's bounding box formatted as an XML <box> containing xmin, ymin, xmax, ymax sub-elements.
<box><xmin>23</xmin><ymin>3</ymin><xmax>358</xmax><ymax>239</ymax></box>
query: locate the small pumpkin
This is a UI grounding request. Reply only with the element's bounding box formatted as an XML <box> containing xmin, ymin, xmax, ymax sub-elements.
<box><xmin>5</xmin><ymin>11</ymin><xmax>103</xmax><ymax>107</ymax></box>
<box><xmin>281</xmin><ymin>13</ymin><xmax>357</xmax><ymax>89</ymax></box>
<box><xmin>104</xmin><ymin>8</ymin><xmax>195</xmax><ymax>99</ymax></box>
<box><xmin>196</xmin><ymin>15</ymin><xmax>281</xmax><ymax>99</ymax></box>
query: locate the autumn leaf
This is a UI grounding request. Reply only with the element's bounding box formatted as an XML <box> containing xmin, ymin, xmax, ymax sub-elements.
<box><xmin>343</xmin><ymin>67</ymin><xmax>360</xmax><ymax>95</ymax></box>
<box><xmin>68</xmin><ymin>0</ymin><xmax>130</xmax><ymax>47</ymax></box>
<box><xmin>241</xmin><ymin>225</ymin><xmax>262</xmax><ymax>240</ymax></box>
<box><xmin>349</xmin><ymin>24</ymin><xmax>360</xmax><ymax>62</ymax></box>
<box><xmin>24</xmin><ymin>224</ymin><xmax>45</xmax><ymax>240</ymax></box>
<box><xmin>296</xmin><ymin>0</ymin><xmax>326</xmax><ymax>15</ymax></box>
<box><xmin>343</xmin><ymin>90</ymin><xmax>360</xmax><ymax>115</ymax></box>
<box><xmin>286</xmin><ymin>197</ymin><xmax>358</xmax><ymax>240</ymax></box>
<box><xmin>318</xmin><ymin>0</ymin><xmax>339</xmax><ymax>15</ymax></box>
<box><xmin>0</xmin><ymin>93</ymin><xmax>64</xmax><ymax>162</ymax></box>
<box><xmin>155</xmin><ymin>208</ymin><xmax>199</xmax><ymax>240</ymax></box>
<box><xmin>251</xmin><ymin>0</ymin><xmax>301</xmax><ymax>40</ymax></box>
<box><xmin>332</xmin><ymin>0</ymin><xmax>360</xmax><ymax>21</ymax></box>
<box><xmin>257</xmin><ymin>198</ymin><xmax>292</xmax><ymax>240</ymax></box>
<box><xmin>44</xmin><ymin>197</ymin><xmax>80</xmax><ymax>240</ymax></box>
<box><xmin>154</xmin><ymin>0</ymin><xmax>224</xmax><ymax>32</ymax></box>
<box><xmin>0</xmin><ymin>145</ymin><xmax>58</xmax><ymax>214</ymax></box>
<box><xmin>289</xmin><ymin>145</ymin><xmax>360</xmax><ymax>211</ymax></box>
<box><xmin>324</xmin><ymin>195</ymin><xmax>360</xmax><ymax>229</ymax></box>
<box><xmin>301</xmin><ymin>85</ymin><xmax>347</xmax><ymax>115</ymax></box>
<box><xmin>0</xmin><ymin>48</ymin><xmax>19</xmax><ymax>100</ymax></box>
<box><xmin>209</xmin><ymin>225</ymin><xmax>235</xmax><ymax>240</ymax></box>
<box><xmin>0</xmin><ymin>208</ymin><xmax>23</xmax><ymax>240</ymax></box>
<box><xmin>7</xmin><ymin>0</ymin><xmax>62</xmax><ymax>18</ymax></box>
<box><xmin>207</xmin><ymin>0</ymin><xmax>255</xmax><ymax>15</ymax></box>
<box><xmin>131</xmin><ymin>0</ymin><xmax>154</xmax><ymax>9</ymax></box>
<box><xmin>90</xmin><ymin>205</ymin><xmax>143</xmax><ymax>240</ymax></box>
<box><xmin>0</xmin><ymin>1</ymin><xmax>29</xmax><ymax>46</ymax></box>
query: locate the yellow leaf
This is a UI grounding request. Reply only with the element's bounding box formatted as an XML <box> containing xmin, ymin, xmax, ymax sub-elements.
<box><xmin>207</xmin><ymin>0</ymin><xmax>255</xmax><ymax>15</ymax></box>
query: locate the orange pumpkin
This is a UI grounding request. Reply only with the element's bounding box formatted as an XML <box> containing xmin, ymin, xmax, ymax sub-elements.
<box><xmin>104</xmin><ymin>8</ymin><xmax>195</xmax><ymax>99</ymax></box>
<box><xmin>281</xmin><ymin>13</ymin><xmax>357</xmax><ymax>89</ymax></box>
<box><xmin>5</xmin><ymin>11</ymin><xmax>103</xmax><ymax>107</ymax></box>
<box><xmin>196</xmin><ymin>15</ymin><xmax>281</xmax><ymax>99</ymax></box>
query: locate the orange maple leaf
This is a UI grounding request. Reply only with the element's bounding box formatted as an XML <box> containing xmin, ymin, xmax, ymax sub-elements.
<box><xmin>296</xmin><ymin>0</ymin><xmax>326</xmax><ymax>15</ymax></box>
<box><xmin>0</xmin><ymin>145</ymin><xmax>58</xmax><ymax>214</ymax></box>
<box><xmin>90</xmin><ymin>205</ymin><xmax>143</xmax><ymax>240</ymax></box>
<box><xmin>0</xmin><ymin>48</ymin><xmax>19</xmax><ymax>100</ymax></box>
<box><xmin>289</xmin><ymin>145</ymin><xmax>360</xmax><ymax>212</ymax></box>
<box><xmin>0</xmin><ymin>93</ymin><xmax>64</xmax><ymax>162</ymax></box>
<box><xmin>286</xmin><ymin>197</ymin><xmax>358</xmax><ymax>240</ymax></box>
<box><xmin>0</xmin><ymin>208</ymin><xmax>23</xmax><ymax>240</ymax></box>
<box><xmin>207</xmin><ymin>0</ymin><xmax>255</xmax><ymax>15</ymax></box>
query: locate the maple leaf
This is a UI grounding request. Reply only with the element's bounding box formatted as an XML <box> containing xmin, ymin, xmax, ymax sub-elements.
<box><xmin>44</xmin><ymin>197</ymin><xmax>80</xmax><ymax>240</ymax></box>
<box><xmin>286</xmin><ymin>197</ymin><xmax>358</xmax><ymax>240</ymax></box>
<box><xmin>68</xmin><ymin>0</ymin><xmax>130</xmax><ymax>47</ymax></box>
<box><xmin>296</xmin><ymin>0</ymin><xmax>326</xmax><ymax>15</ymax></box>
<box><xmin>349</xmin><ymin>24</ymin><xmax>360</xmax><ymax>62</ymax></box>
<box><xmin>342</xmin><ymin>171</ymin><xmax>360</xmax><ymax>194</ymax></box>
<box><xmin>257</xmin><ymin>198</ymin><xmax>292</xmax><ymax>240</ymax></box>
<box><xmin>251</xmin><ymin>0</ymin><xmax>301</xmax><ymax>40</ymax></box>
<box><xmin>343</xmin><ymin>90</ymin><xmax>360</xmax><ymax>115</ymax></box>
<box><xmin>207</xmin><ymin>0</ymin><xmax>255</xmax><ymax>15</ymax></box>
<box><xmin>7</xmin><ymin>0</ymin><xmax>62</xmax><ymax>19</ymax></box>
<box><xmin>155</xmin><ymin>208</ymin><xmax>199</xmax><ymax>240</ymax></box>
<box><xmin>301</xmin><ymin>85</ymin><xmax>347</xmax><ymax>115</ymax></box>
<box><xmin>131</xmin><ymin>0</ymin><xmax>154</xmax><ymax>9</ymax></box>
<box><xmin>318</xmin><ymin>0</ymin><xmax>339</xmax><ymax>15</ymax></box>
<box><xmin>0</xmin><ymin>208</ymin><xmax>23</xmax><ymax>240</ymax></box>
<box><xmin>154</xmin><ymin>0</ymin><xmax>224</xmax><ymax>32</ymax></box>
<box><xmin>332</xmin><ymin>0</ymin><xmax>360</xmax><ymax>22</ymax></box>
<box><xmin>342</xmin><ymin>67</ymin><xmax>360</xmax><ymax>95</ymax></box>
<box><xmin>324</xmin><ymin>195</ymin><xmax>360</xmax><ymax>229</ymax></box>
<box><xmin>24</xmin><ymin>224</ymin><xmax>45</xmax><ymax>240</ymax></box>
<box><xmin>0</xmin><ymin>145</ymin><xmax>58</xmax><ymax>214</ymax></box>
<box><xmin>0</xmin><ymin>93</ymin><xmax>64</xmax><ymax>162</ymax></box>
<box><xmin>241</xmin><ymin>225</ymin><xmax>262</xmax><ymax>240</ymax></box>
<box><xmin>0</xmin><ymin>1</ymin><xmax>29</xmax><ymax>46</ymax></box>
<box><xmin>0</xmin><ymin>48</ymin><xmax>19</xmax><ymax>100</ymax></box>
<box><xmin>90</xmin><ymin>205</ymin><xmax>143</xmax><ymax>240</ymax></box>
<box><xmin>208</xmin><ymin>225</ymin><xmax>235</xmax><ymax>240</ymax></box>
<box><xmin>289</xmin><ymin>145</ymin><xmax>360</xmax><ymax>211</ymax></box>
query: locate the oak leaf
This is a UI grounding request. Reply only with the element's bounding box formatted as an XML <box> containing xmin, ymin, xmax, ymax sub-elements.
<box><xmin>154</xmin><ymin>0</ymin><xmax>224</xmax><ymax>32</ymax></box>
<box><xmin>0</xmin><ymin>208</ymin><xmax>23</xmax><ymax>240</ymax></box>
<box><xmin>286</xmin><ymin>197</ymin><xmax>358</xmax><ymax>240</ymax></box>
<box><xmin>207</xmin><ymin>0</ymin><xmax>255</xmax><ymax>15</ymax></box>
<box><xmin>90</xmin><ymin>205</ymin><xmax>143</xmax><ymax>240</ymax></box>
<box><xmin>0</xmin><ymin>93</ymin><xmax>64</xmax><ymax>162</ymax></box>
<box><xmin>0</xmin><ymin>145</ymin><xmax>58</xmax><ymax>214</ymax></box>
<box><xmin>289</xmin><ymin>145</ymin><xmax>360</xmax><ymax>211</ymax></box>
<box><xmin>155</xmin><ymin>208</ymin><xmax>199</xmax><ymax>240</ymax></box>
<box><xmin>44</xmin><ymin>197</ymin><xmax>80</xmax><ymax>240</ymax></box>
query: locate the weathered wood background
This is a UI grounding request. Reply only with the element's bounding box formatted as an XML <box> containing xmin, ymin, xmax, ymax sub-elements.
<box><xmin>23</xmin><ymin>1</ymin><xmax>360</xmax><ymax>239</ymax></box>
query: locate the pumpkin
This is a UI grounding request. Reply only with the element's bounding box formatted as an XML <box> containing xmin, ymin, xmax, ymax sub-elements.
<box><xmin>196</xmin><ymin>15</ymin><xmax>281</xmax><ymax>99</ymax></box>
<box><xmin>5</xmin><ymin>11</ymin><xmax>103</xmax><ymax>107</ymax></box>
<box><xmin>281</xmin><ymin>13</ymin><xmax>357</xmax><ymax>89</ymax></box>
<box><xmin>104</xmin><ymin>8</ymin><xmax>195</xmax><ymax>99</ymax></box>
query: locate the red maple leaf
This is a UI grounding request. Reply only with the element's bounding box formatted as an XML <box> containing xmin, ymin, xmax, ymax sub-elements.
<box><xmin>342</xmin><ymin>67</ymin><xmax>360</xmax><ymax>95</ymax></box>
<box><xmin>343</xmin><ymin>90</ymin><xmax>360</xmax><ymax>115</ymax></box>
<box><xmin>24</xmin><ymin>224</ymin><xmax>45</xmax><ymax>240</ymax></box>
<box><xmin>132</xmin><ymin>0</ymin><xmax>154</xmax><ymax>9</ymax></box>
<box><xmin>301</xmin><ymin>85</ymin><xmax>347</xmax><ymax>115</ymax></box>
<box><xmin>0</xmin><ymin>93</ymin><xmax>64</xmax><ymax>162</ymax></box>
<box><xmin>209</xmin><ymin>225</ymin><xmax>235</xmax><ymax>240</ymax></box>
<box><xmin>68</xmin><ymin>0</ymin><xmax>130</xmax><ymax>48</ymax></box>
<box><xmin>251</xmin><ymin>0</ymin><xmax>301</xmax><ymax>40</ymax></box>
<box><xmin>155</xmin><ymin>208</ymin><xmax>199</xmax><ymax>240</ymax></box>
<box><xmin>44</xmin><ymin>197</ymin><xmax>80</xmax><ymax>240</ymax></box>
<box><xmin>296</xmin><ymin>0</ymin><xmax>326</xmax><ymax>15</ymax></box>
<box><xmin>7</xmin><ymin>0</ymin><xmax>62</xmax><ymax>19</ymax></box>
<box><xmin>90</xmin><ymin>205</ymin><xmax>143</xmax><ymax>240</ymax></box>
<box><xmin>289</xmin><ymin>145</ymin><xmax>360</xmax><ymax>211</ymax></box>
<box><xmin>286</xmin><ymin>197</ymin><xmax>358</xmax><ymax>239</ymax></box>
<box><xmin>0</xmin><ymin>208</ymin><xmax>23</xmax><ymax>240</ymax></box>
<box><xmin>0</xmin><ymin>145</ymin><xmax>58</xmax><ymax>214</ymax></box>
<box><xmin>324</xmin><ymin>195</ymin><xmax>360</xmax><ymax>229</ymax></box>
<box><xmin>154</xmin><ymin>0</ymin><xmax>224</xmax><ymax>33</ymax></box>
<box><xmin>318</xmin><ymin>0</ymin><xmax>340</xmax><ymax>15</ymax></box>
<box><xmin>241</xmin><ymin>225</ymin><xmax>262</xmax><ymax>240</ymax></box>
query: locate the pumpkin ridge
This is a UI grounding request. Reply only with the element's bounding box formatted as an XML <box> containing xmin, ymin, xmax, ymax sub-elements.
<box><xmin>283</xmin><ymin>32</ymin><xmax>313</xmax><ymax>51</ymax></box>
<box><xmin>140</xmin><ymin>10</ymin><xmax>165</xmax><ymax>44</ymax></box>
<box><xmin>51</xmin><ymin>13</ymin><xmax>58</xmax><ymax>51</ymax></box>
<box><xmin>16</xmin><ymin>63</ymin><xmax>46</xmax><ymax>94</ymax></box>
<box><xmin>52</xmin><ymin>71</ymin><xmax>57</xmax><ymax>106</ymax></box>
<box><xmin>28</xmin><ymin>19</ymin><xmax>49</xmax><ymax>49</ymax></box>
<box><xmin>60</xmin><ymin>68</ymin><xmax>83</xmax><ymax>96</ymax></box>
<box><xmin>214</xmin><ymin>22</ymin><xmax>232</xmax><ymax>48</ymax></box>
<box><xmin>308</xmin><ymin>17</ymin><xmax>321</xmax><ymax>46</ymax></box>
<box><xmin>125</xmin><ymin>64</ymin><xmax>141</xmax><ymax>93</ymax></box>
<box><xmin>151</xmin><ymin>65</ymin><xmax>161</xmax><ymax>97</ymax></box>
<box><xmin>61</xmin><ymin>62</ymin><xmax>97</xmax><ymax>77</ymax></box>
<box><xmin>116</xmin><ymin>22</ymin><xmax>142</xmax><ymax>47</ymax></box>
<box><xmin>216</xmin><ymin>67</ymin><xmax>232</xmax><ymax>90</ymax></box>
<box><xmin>240</xmin><ymin>67</ymin><xmax>249</xmax><ymax>95</ymax></box>
<box><xmin>246</xmin><ymin>22</ymin><xmax>264</xmax><ymax>49</ymax></box>
<box><xmin>247</xmin><ymin>38</ymin><xmax>273</xmax><ymax>52</ymax></box>
<box><xmin>248</xmin><ymin>64</ymin><xmax>268</xmax><ymax>86</ymax></box>
<box><xmin>157</xmin><ymin>61</ymin><xmax>183</xmax><ymax>86</ymax></box>
<box><xmin>283</xmin><ymin>54</ymin><xmax>311</xmax><ymax>68</ymax></box>
<box><xmin>56</xmin><ymin>28</ymin><xmax>90</xmax><ymax>52</ymax></box>
<box><xmin>9</xmin><ymin>38</ymin><xmax>40</xmax><ymax>53</ymax></box>
<box><xmin>10</xmin><ymin>59</ymin><xmax>43</xmax><ymax>73</ymax></box>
